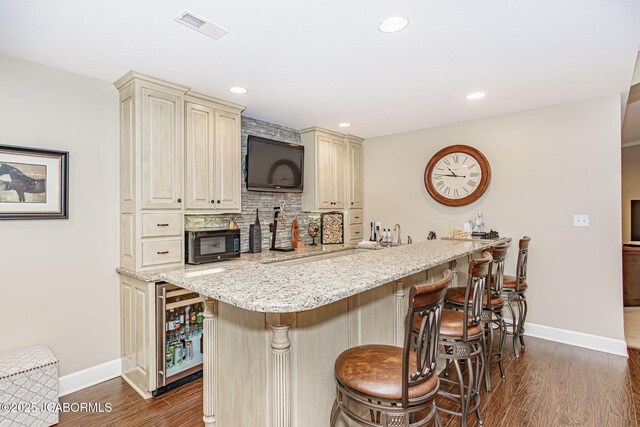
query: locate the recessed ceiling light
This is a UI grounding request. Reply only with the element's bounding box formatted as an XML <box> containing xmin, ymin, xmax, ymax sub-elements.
<box><xmin>338</xmin><ymin>122</ymin><xmax>352</xmax><ymax>128</ymax></box>
<box><xmin>466</xmin><ymin>92</ymin><xmax>486</xmax><ymax>100</ymax></box>
<box><xmin>229</xmin><ymin>87</ymin><xmax>248</xmax><ymax>95</ymax></box>
<box><xmin>379</xmin><ymin>16</ymin><xmax>409</xmax><ymax>33</ymax></box>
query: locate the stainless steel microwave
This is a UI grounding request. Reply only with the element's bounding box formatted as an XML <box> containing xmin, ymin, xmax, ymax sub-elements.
<box><xmin>185</xmin><ymin>229</ymin><xmax>241</xmax><ymax>264</ymax></box>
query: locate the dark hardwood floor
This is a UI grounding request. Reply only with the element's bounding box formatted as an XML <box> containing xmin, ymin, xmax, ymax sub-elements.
<box><xmin>58</xmin><ymin>336</ymin><xmax>640</xmax><ymax>426</ymax></box>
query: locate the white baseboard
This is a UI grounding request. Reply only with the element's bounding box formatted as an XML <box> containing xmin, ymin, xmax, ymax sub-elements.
<box><xmin>519</xmin><ymin>321</ymin><xmax>628</xmax><ymax>358</ymax></box>
<box><xmin>58</xmin><ymin>359</ymin><xmax>122</xmax><ymax>397</ymax></box>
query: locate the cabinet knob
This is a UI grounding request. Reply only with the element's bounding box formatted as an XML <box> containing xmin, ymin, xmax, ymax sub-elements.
<box><xmin>211</xmin><ymin>200</ymin><xmax>215</xmax><ymax>204</ymax></box>
<box><xmin>350</xmin><ymin>202</ymin><xmax>354</xmax><ymax>205</ymax></box>
<box><xmin>217</xmin><ymin>200</ymin><xmax>221</xmax><ymax>204</ymax></box>
<box><xmin>157</xmin><ymin>251</ymin><xmax>169</xmax><ymax>255</ymax></box>
<box><xmin>177</xmin><ymin>199</ymin><xmax>182</xmax><ymax>203</ymax></box>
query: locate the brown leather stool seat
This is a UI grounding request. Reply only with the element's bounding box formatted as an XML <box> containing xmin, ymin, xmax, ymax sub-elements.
<box><xmin>413</xmin><ymin>309</ymin><xmax>483</xmax><ymax>338</ymax></box>
<box><xmin>445</xmin><ymin>287</ymin><xmax>503</xmax><ymax>308</ymax></box>
<box><xmin>502</xmin><ymin>275</ymin><xmax>527</xmax><ymax>290</ymax></box>
<box><xmin>334</xmin><ymin>344</ymin><xmax>438</xmax><ymax>400</ymax></box>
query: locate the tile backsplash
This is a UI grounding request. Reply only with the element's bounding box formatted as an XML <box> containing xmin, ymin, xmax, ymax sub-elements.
<box><xmin>185</xmin><ymin>117</ymin><xmax>322</xmax><ymax>253</ymax></box>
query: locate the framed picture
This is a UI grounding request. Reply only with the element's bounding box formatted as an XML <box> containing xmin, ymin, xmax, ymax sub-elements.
<box><xmin>321</xmin><ymin>212</ymin><xmax>344</xmax><ymax>244</ymax></box>
<box><xmin>0</xmin><ymin>145</ymin><xmax>69</xmax><ymax>220</ymax></box>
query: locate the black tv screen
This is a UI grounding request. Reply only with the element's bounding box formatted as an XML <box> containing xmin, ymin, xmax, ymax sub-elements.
<box><xmin>246</xmin><ymin>136</ymin><xmax>304</xmax><ymax>192</ymax></box>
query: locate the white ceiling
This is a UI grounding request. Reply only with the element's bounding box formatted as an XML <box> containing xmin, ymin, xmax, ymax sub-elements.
<box><xmin>1</xmin><ymin>0</ymin><xmax>639</xmax><ymax>138</ymax></box>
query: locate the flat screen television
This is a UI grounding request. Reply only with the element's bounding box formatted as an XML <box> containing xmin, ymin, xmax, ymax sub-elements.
<box><xmin>246</xmin><ymin>135</ymin><xmax>304</xmax><ymax>192</ymax></box>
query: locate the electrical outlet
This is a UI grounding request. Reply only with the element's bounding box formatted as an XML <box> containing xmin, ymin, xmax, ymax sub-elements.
<box><xmin>573</xmin><ymin>214</ymin><xmax>590</xmax><ymax>227</ymax></box>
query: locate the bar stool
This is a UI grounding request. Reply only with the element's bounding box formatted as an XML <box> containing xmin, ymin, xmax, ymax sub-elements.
<box><xmin>330</xmin><ymin>270</ymin><xmax>453</xmax><ymax>427</ymax></box>
<box><xmin>443</xmin><ymin>244</ymin><xmax>509</xmax><ymax>392</ymax></box>
<box><xmin>424</xmin><ymin>253</ymin><xmax>491</xmax><ymax>427</ymax></box>
<box><xmin>502</xmin><ymin>236</ymin><xmax>531</xmax><ymax>358</ymax></box>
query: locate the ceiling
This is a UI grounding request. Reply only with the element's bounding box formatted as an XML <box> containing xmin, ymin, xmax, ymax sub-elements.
<box><xmin>1</xmin><ymin>1</ymin><xmax>639</xmax><ymax>138</ymax></box>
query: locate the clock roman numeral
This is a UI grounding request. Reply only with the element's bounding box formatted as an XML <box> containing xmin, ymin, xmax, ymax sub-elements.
<box><xmin>444</xmin><ymin>187</ymin><xmax>450</xmax><ymax>195</ymax></box>
<box><xmin>454</xmin><ymin>188</ymin><xmax>459</xmax><ymax>197</ymax></box>
<box><xmin>443</xmin><ymin>158</ymin><xmax>451</xmax><ymax>166</ymax></box>
<box><xmin>470</xmin><ymin>172</ymin><xmax>479</xmax><ymax>177</ymax></box>
<box><xmin>468</xmin><ymin>180</ymin><xmax>477</xmax><ymax>187</ymax></box>
<box><xmin>435</xmin><ymin>180</ymin><xmax>444</xmax><ymax>188</ymax></box>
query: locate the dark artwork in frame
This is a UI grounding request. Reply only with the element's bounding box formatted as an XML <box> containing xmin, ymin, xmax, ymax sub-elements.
<box><xmin>0</xmin><ymin>145</ymin><xmax>69</xmax><ymax>219</ymax></box>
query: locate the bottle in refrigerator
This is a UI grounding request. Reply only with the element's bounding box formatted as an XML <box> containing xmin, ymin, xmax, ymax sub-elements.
<box><xmin>167</xmin><ymin>309</ymin><xmax>176</xmax><ymax>332</ymax></box>
<box><xmin>190</xmin><ymin>306</ymin><xmax>197</xmax><ymax>325</ymax></box>
<box><xmin>185</xmin><ymin>340</ymin><xmax>193</xmax><ymax>360</ymax></box>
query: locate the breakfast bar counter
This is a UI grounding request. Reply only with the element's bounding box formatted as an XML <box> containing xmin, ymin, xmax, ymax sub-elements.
<box><xmin>117</xmin><ymin>239</ymin><xmax>503</xmax><ymax>313</ymax></box>
<box><xmin>117</xmin><ymin>238</ymin><xmax>508</xmax><ymax>427</ymax></box>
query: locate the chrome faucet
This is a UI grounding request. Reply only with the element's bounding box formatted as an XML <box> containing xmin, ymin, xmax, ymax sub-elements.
<box><xmin>394</xmin><ymin>224</ymin><xmax>401</xmax><ymax>246</ymax></box>
<box><xmin>407</xmin><ymin>235</ymin><xmax>413</xmax><ymax>244</ymax></box>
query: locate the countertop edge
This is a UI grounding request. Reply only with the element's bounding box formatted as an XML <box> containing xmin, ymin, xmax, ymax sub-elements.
<box><xmin>116</xmin><ymin>238</ymin><xmax>509</xmax><ymax>313</ymax></box>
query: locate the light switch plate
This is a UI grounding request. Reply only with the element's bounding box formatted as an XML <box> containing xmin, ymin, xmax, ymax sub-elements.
<box><xmin>573</xmin><ymin>214</ymin><xmax>590</xmax><ymax>227</ymax></box>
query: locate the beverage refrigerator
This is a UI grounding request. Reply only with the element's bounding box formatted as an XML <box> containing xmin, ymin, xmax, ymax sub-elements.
<box><xmin>155</xmin><ymin>283</ymin><xmax>205</xmax><ymax>395</ymax></box>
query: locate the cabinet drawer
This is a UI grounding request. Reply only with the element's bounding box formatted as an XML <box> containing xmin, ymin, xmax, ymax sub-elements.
<box><xmin>350</xmin><ymin>209</ymin><xmax>363</xmax><ymax>225</ymax></box>
<box><xmin>349</xmin><ymin>225</ymin><xmax>364</xmax><ymax>241</ymax></box>
<box><xmin>142</xmin><ymin>213</ymin><xmax>182</xmax><ymax>238</ymax></box>
<box><xmin>141</xmin><ymin>239</ymin><xmax>182</xmax><ymax>267</ymax></box>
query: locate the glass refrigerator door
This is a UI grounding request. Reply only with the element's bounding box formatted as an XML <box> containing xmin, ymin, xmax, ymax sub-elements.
<box><xmin>160</xmin><ymin>286</ymin><xmax>205</xmax><ymax>385</ymax></box>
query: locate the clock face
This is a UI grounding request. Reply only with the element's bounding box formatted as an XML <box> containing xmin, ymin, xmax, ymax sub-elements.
<box><xmin>431</xmin><ymin>153</ymin><xmax>482</xmax><ymax>200</ymax></box>
<box><xmin>424</xmin><ymin>145</ymin><xmax>491</xmax><ymax>206</ymax></box>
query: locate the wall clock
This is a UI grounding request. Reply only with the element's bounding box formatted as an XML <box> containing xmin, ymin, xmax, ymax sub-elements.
<box><xmin>424</xmin><ymin>145</ymin><xmax>491</xmax><ymax>206</ymax></box>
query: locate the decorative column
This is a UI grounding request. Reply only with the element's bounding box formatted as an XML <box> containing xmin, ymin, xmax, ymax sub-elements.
<box><xmin>201</xmin><ymin>297</ymin><xmax>218</xmax><ymax>426</ymax></box>
<box><xmin>266</xmin><ymin>313</ymin><xmax>295</xmax><ymax>427</ymax></box>
<box><xmin>395</xmin><ymin>279</ymin><xmax>406</xmax><ymax>347</ymax></box>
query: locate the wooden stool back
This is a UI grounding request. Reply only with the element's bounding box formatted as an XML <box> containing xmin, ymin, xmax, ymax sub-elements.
<box><xmin>515</xmin><ymin>237</ymin><xmax>531</xmax><ymax>292</ymax></box>
<box><xmin>401</xmin><ymin>269</ymin><xmax>452</xmax><ymax>407</ymax></box>
<box><xmin>462</xmin><ymin>252</ymin><xmax>492</xmax><ymax>341</ymax></box>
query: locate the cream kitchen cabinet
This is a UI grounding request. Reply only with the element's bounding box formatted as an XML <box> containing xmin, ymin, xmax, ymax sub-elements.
<box><xmin>120</xmin><ymin>275</ymin><xmax>156</xmax><ymax>398</ymax></box>
<box><xmin>301</xmin><ymin>128</ymin><xmax>360</xmax><ymax>211</ymax></box>
<box><xmin>115</xmin><ymin>72</ymin><xmax>244</xmax><ymax>272</ymax></box>
<box><xmin>184</xmin><ymin>94</ymin><xmax>242</xmax><ymax>213</ymax></box>
<box><xmin>140</xmin><ymin>85</ymin><xmax>184</xmax><ymax>210</ymax></box>
<box><xmin>347</xmin><ymin>137</ymin><xmax>363</xmax><ymax>209</ymax></box>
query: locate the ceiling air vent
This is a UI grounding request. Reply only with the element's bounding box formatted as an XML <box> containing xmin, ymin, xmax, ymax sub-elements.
<box><xmin>175</xmin><ymin>11</ymin><xmax>229</xmax><ymax>40</ymax></box>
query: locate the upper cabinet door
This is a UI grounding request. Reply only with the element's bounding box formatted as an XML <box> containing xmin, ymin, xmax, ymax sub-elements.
<box><xmin>349</xmin><ymin>142</ymin><xmax>363</xmax><ymax>209</ymax></box>
<box><xmin>317</xmin><ymin>136</ymin><xmax>334</xmax><ymax>209</ymax></box>
<box><xmin>213</xmin><ymin>110</ymin><xmax>241</xmax><ymax>211</ymax></box>
<box><xmin>185</xmin><ymin>102</ymin><xmax>215</xmax><ymax>210</ymax></box>
<box><xmin>141</xmin><ymin>87</ymin><xmax>183</xmax><ymax>209</ymax></box>
<box><xmin>332</xmin><ymin>138</ymin><xmax>346</xmax><ymax>209</ymax></box>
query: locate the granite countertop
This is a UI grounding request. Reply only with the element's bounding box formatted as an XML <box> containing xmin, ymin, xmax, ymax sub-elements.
<box><xmin>117</xmin><ymin>239</ymin><xmax>508</xmax><ymax>313</ymax></box>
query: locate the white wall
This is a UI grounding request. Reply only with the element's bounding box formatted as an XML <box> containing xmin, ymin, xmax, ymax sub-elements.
<box><xmin>364</xmin><ymin>96</ymin><xmax>624</xmax><ymax>341</ymax></box>
<box><xmin>0</xmin><ymin>55</ymin><xmax>120</xmax><ymax>376</ymax></box>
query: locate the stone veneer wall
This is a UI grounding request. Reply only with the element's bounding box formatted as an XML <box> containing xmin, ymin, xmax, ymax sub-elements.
<box><xmin>185</xmin><ymin>117</ymin><xmax>321</xmax><ymax>253</ymax></box>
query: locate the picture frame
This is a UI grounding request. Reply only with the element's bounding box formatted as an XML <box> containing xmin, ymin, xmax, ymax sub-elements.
<box><xmin>321</xmin><ymin>212</ymin><xmax>344</xmax><ymax>244</ymax></box>
<box><xmin>0</xmin><ymin>144</ymin><xmax>69</xmax><ymax>220</ymax></box>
